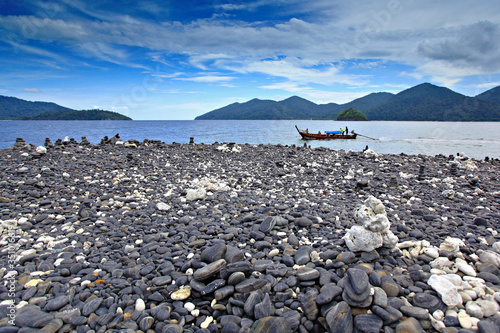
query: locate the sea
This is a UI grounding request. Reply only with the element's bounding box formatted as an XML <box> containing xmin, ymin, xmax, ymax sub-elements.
<box><xmin>1</xmin><ymin>120</ymin><xmax>499</xmax><ymax>159</ymax></box>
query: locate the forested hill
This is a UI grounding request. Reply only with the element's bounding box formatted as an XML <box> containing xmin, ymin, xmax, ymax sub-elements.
<box><xmin>0</xmin><ymin>95</ymin><xmax>131</xmax><ymax>120</ymax></box>
<box><xmin>195</xmin><ymin>92</ymin><xmax>393</xmax><ymax>120</ymax></box>
<box><xmin>0</xmin><ymin>95</ymin><xmax>73</xmax><ymax>120</ymax></box>
<box><xmin>195</xmin><ymin>83</ymin><xmax>500</xmax><ymax>121</ymax></box>
<box><xmin>17</xmin><ymin>109</ymin><xmax>132</xmax><ymax>120</ymax></box>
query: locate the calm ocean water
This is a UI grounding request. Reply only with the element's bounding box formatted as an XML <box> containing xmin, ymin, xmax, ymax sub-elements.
<box><xmin>1</xmin><ymin>120</ymin><xmax>499</xmax><ymax>159</ymax></box>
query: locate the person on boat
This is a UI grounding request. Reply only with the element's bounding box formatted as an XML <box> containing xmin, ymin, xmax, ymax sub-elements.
<box><xmin>340</xmin><ymin>128</ymin><xmax>345</xmax><ymax>135</ymax></box>
<box><xmin>306</xmin><ymin>128</ymin><xmax>309</xmax><ymax>133</ymax></box>
<box><xmin>346</xmin><ymin>126</ymin><xmax>349</xmax><ymax>134</ymax></box>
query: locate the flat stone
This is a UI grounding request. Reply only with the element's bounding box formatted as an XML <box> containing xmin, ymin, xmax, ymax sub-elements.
<box><xmin>354</xmin><ymin>313</ymin><xmax>383</xmax><ymax>333</ymax></box>
<box><xmin>201</xmin><ymin>243</ymin><xmax>227</xmax><ymax>263</ymax></box>
<box><xmin>194</xmin><ymin>259</ymin><xmax>227</xmax><ymax>281</ymax></box>
<box><xmin>236</xmin><ymin>278</ymin><xmax>268</xmax><ymax>293</ymax></box>
<box><xmin>395</xmin><ymin>317</ymin><xmax>425</xmax><ymax>333</ymax></box>
<box><xmin>250</xmin><ymin>316</ymin><xmax>292</xmax><ymax>333</ymax></box>
<box><xmin>260</xmin><ymin>216</ymin><xmax>277</xmax><ymax>233</ymax></box>
<box><xmin>45</xmin><ymin>295</ymin><xmax>69</xmax><ymax>311</ymax></box>
<box><xmin>15</xmin><ymin>308</ymin><xmax>55</xmax><ymax>328</ymax></box>
<box><xmin>380</xmin><ymin>275</ymin><xmax>400</xmax><ymax>297</ymax></box>
<box><xmin>412</xmin><ymin>293</ymin><xmax>446</xmax><ymax>313</ymax></box>
<box><xmin>294</xmin><ymin>245</ymin><xmax>312</xmax><ymax>265</ymax></box>
<box><xmin>296</xmin><ymin>267</ymin><xmax>320</xmax><ymax>281</ymax></box>
<box><xmin>301</xmin><ymin>289</ymin><xmax>319</xmax><ymax>321</ymax></box>
<box><xmin>399</xmin><ymin>306</ymin><xmax>429</xmax><ymax>320</ymax></box>
<box><xmin>346</xmin><ymin>268</ymin><xmax>370</xmax><ymax>295</ymax></box>
<box><xmin>82</xmin><ymin>298</ymin><xmax>103</xmax><ymax>316</ymax></box>
<box><xmin>316</xmin><ymin>285</ymin><xmax>342</xmax><ymax>305</ymax></box>
<box><xmin>325</xmin><ymin>301</ymin><xmax>353</xmax><ymax>333</ymax></box>
<box><xmin>371</xmin><ymin>305</ymin><xmax>403</xmax><ymax>324</ymax></box>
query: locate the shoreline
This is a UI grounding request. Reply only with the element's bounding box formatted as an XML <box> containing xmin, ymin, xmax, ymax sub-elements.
<box><xmin>0</xmin><ymin>138</ymin><xmax>500</xmax><ymax>332</ymax></box>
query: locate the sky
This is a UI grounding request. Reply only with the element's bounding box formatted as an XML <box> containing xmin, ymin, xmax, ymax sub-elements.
<box><xmin>1</xmin><ymin>0</ymin><xmax>500</xmax><ymax>120</ymax></box>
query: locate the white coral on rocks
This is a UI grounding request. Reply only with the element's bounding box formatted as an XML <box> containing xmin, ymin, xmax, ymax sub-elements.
<box><xmin>344</xmin><ymin>196</ymin><xmax>398</xmax><ymax>252</ymax></box>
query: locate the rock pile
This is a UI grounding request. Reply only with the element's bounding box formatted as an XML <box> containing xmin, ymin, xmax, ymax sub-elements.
<box><xmin>0</xmin><ymin>139</ymin><xmax>499</xmax><ymax>333</ymax></box>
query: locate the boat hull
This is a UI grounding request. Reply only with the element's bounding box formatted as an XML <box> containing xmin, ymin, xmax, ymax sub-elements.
<box><xmin>296</xmin><ymin>126</ymin><xmax>357</xmax><ymax>140</ymax></box>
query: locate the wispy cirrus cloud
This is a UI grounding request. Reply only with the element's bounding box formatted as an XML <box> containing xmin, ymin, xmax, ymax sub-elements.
<box><xmin>23</xmin><ymin>88</ymin><xmax>41</xmax><ymax>93</ymax></box>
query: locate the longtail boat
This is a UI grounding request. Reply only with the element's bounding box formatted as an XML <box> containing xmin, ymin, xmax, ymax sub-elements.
<box><xmin>295</xmin><ymin>125</ymin><xmax>357</xmax><ymax>140</ymax></box>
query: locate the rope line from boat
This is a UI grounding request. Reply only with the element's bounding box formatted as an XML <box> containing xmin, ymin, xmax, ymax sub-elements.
<box><xmin>353</xmin><ymin>132</ymin><xmax>378</xmax><ymax>140</ymax></box>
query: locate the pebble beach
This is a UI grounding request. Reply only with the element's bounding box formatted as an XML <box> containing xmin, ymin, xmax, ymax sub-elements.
<box><xmin>1</xmin><ymin>136</ymin><xmax>500</xmax><ymax>333</ymax></box>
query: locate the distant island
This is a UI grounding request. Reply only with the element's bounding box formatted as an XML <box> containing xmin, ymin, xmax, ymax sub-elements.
<box><xmin>337</xmin><ymin>108</ymin><xmax>367</xmax><ymax>121</ymax></box>
<box><xmin>195</xmin><ymin>83</ymin><xmax>500</xmax><ymax>121</ymax></box>
<box><xmin>0</xmin><ymin>95</ymin><xmax>132</xmax><ymax>120</ymax></box>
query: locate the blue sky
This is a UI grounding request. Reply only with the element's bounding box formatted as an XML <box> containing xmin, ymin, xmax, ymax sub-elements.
<box><xmin>1</xmin><ymin>0</ymin><xmax>500</xmax><ymax>120</ymax></box>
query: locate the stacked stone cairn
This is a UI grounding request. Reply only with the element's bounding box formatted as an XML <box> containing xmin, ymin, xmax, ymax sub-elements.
<box><xmin>13</xmin><ymin>138</ymin><xmax>25</xmax><ymax>149</ymax></box>
<box><xmin>44</xmin><ymin>138</ymin><xmax>53</xmax><ymax>148</ymax></box>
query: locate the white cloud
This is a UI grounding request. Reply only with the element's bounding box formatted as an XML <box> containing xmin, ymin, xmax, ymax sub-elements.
<box><xmin>23</xmin><ymin>88</ymin><xmax>42</xmax><ymax>93</ymax></box>
<box><xmin>470</xmin><ymin>81</ymin><xmax>500</xmax><ymax>89</ymax></box>
<box><xmin>175</xmin><ymin>75</ymin><xmax>236</xmax><ymax>83</ymax></box>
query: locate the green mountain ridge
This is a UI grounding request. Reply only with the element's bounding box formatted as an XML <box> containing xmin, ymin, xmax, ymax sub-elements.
<box><xmin>195</xmin><ymin>83</ymin><xmax>500</xmax><ymax>121</ymax></box>
<box><xmin>196</xmin><ymin>92</ymin><xmax>393</xmax><ymax>120</ymax></box>
<box><xmin>18</xmin><ymin>109</ymin><xmax>132</xmax><ymax>120</ymax></box>
<box><xmin>0</xmin><ymin>95</ymin><xmax>132</xmax><ymax>120</ymax></box>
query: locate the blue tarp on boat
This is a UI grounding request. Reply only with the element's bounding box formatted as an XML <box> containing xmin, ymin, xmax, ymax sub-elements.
<box><xmin>326</xmin><ymin>131</ymin><xmax>341</xmax><ymax>135</ymax></box>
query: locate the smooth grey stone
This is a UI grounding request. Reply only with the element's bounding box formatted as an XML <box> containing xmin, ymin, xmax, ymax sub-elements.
<box><xmin>235</xmin><ymin>278</ymin><xmax>267</xmax><ymax>293</ymax></box>
<box><xmin>250</xmin><ymin>316</ymin><xmax>292</xmax><ymax>333</ymax></box>
<box><xmin>225</xmin><ymin>245</ymin><xmax>244</xmax><ymax>263</ymax></box>
<box><xmin>139</xmin><ymin>316</ymin><xmax>154</xmax><ymax>331</ymax></box>
<box><xmin>411</xmin><ymin>293</ymin><xmax>446</xmax><ymax>313</ymax></box>
<box><xmin>215</xmin><ymin>285</ymin><xmax>235</xmax><ymax>301</ymax></box>
<box><xmin>325</xmin><ymin>301</ymin><xmax>353</xmax><ymax>333</ymax></box>
<box><xmin>371</xmin><ymin>305</ymin><xmax>403</xmax><ymax>324</ymax></box>
<box><xmin>296</xmin><ymin>267</ymin><xmax>320</xmax><ymax>281</ymax></box>
<box><xmin>254</xmin><ymin>294</ymin><xmax>272</xmax><ymax>320</ymax></box>
<box><xmin>280</xmin><ymin>310</ymin><xmax>301</xmax><ymax>330</ymax></box>
<box><xmin>244</xmin><ymin>290</ymin><xmax>263</xmax><ymax>317</ymax></box>
<box><xmin>354</xmin><ymin>313</ymin><xmax>384</xmax><ymax>333</ymax></box>
<box><xmin>316</xmin><ymin>285</ymin><xmax>342</xmax><ymax>305</ymax></box>
<box><xmin>220</xmin><ymin>261</ymin><xmax>253</xmax><ymax>279</ymax></box>
<box><xmin>45</xmin><ymin>296</ymin><xmax>69</xmax><ymax>311</ymax></box>
<box><xmin>346</xmin><ymin>268</ymin><xmax>370</xmax><ymax>294</ymax></box>
<box><xmin>294</xmin><ymin>246</ymin><xmax>312</xmax><ymax>265</ymax></box>
<box><xmin>394</xmin><ymin>317</ymin><xmax>425</xmax><ymax>333</ymax></box>
<box><xmin>193</xmin><ymin>259</ymin><xmax>227</xmax><ymax>281</ymax></box>
<box><xmin>296</xmin><ymin>217</ymin><xmax>312</xmax><ymax>227</ymax></box>
<box><xmin>82</xmin><ymin>298</ymin><xmax>103</xmax><ymax>316</ymax></box>
<box><xmin>55</xmin><ymin>307</ymin><xmax>81</xmax><ymax>324</ymax></box>
<box><xmin>254</xmin><ymin>259</ymin><xmax>274</xmax><ymax>272</ymax></box>
<box><xmin>301</xmin><ymin>289</ymin><xmax>319</xmax><ymax>321</ymax></box>
<box><xmin>201</xmin><ymin>278</ymin><xmax>226</xmax><ymax>295</ymax></box>
<box><xmin>372</xmin><ymin>287</ymin><xmax>388</xmax><ymax>308</ymax></box>
<box><xmin>152</xmin><ymin>276</ymin><xmax>172</xmax><ymax>286</ymax></box>
<box><xmin>162</xmin><ymin>324</ymin><xmax>183</xmax><ymax>333</ymax></box>
<box><xmin>260</xmin><ymin>216</ymin><xmax>277</xmax><ymax>233</ymax></box>
<box><xmin>201</xmin><ymin>243</ymin><xmax>227</xmax><ymax>263</ymax></box>
<box><xmin>228</xmin><ymin>272</ymin><xmax>246</xmax><ymax>285</ymax></box>
<box><xmin>477</xmin><ymin>319</ymin><xmax>499</xmax><ymax>333</ymax></box>
<box><xmin>443</xmin><ymin>315</ymin><xmax>460</xmax><ymax>327</ymax></box>
<box><xmin>40</xmin><ymin>318</ymin><xmax>63</xmax><ymax>333</ymax></box>
<box><xmin>288</xmin><ymin>233</ymin><xmax>299</xmax><ymax>246</ymax></box>
<box><xmin>399</xmin><ymin>305</ymin><xmax>429</xmax><ymax>320</ymax></box>
<box><xmin>222</xmin><ymin>321</ymin><xmax>240</xmax><ymax>333</ymax></box>
<box><xmin>15</xmin><ymin>308</ymin><xmax>55</xmax><ymax>328</ymax></box>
